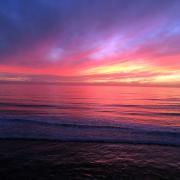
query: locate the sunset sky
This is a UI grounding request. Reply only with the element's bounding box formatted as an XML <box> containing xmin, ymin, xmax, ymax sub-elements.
<box><xmin>0</xmin><ymin>0</ymin><xmax>180</xmax><ymax>86</ymax></box>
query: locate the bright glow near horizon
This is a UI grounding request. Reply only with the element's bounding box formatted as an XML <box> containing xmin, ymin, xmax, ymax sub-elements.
<box><xmin>0</xmin><ymin>0</ymin><xmax>180</xmax><ymax>86</ymax></box>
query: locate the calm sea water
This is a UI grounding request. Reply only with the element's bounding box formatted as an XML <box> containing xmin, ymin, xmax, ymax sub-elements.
<box><xmin>0</xmin><ymin>83</ymin><xmax>180</xmax><ymax>145</ymax></box>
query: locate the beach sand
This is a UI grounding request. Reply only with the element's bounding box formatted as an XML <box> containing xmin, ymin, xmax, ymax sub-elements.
<box><xmin>0</xmin><ymin>139</ymin><xmax>180</xmax><ymax>179</ymax></box>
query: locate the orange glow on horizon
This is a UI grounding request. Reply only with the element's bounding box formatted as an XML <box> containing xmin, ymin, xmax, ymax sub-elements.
<box><xmin>0</xmin><ymin>60</ymin><xmax>180</xmax><ymax>86</ymax></box>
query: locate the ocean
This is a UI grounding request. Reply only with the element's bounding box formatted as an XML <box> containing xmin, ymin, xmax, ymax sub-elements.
<box><xmin>0</xmin><ymin>83</ymin><xmax>180</xmax><ymax>179</ymax></box>
<box><xmin>0</xmin><ymin>83</ymin><xmax>179</xmax><ymax>145</ymax></box>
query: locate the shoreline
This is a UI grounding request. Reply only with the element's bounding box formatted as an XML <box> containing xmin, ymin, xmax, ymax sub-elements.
<box><xmin>0</xmin><ymin>137</ymin><xmax>180</xmax><ymax>147</ymax></box>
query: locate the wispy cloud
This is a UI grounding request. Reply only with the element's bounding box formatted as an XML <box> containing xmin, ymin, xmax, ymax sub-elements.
<box><xmin>0</xmin><ymin>0</ymin><xmax>180</xmax><ymax>86</ymax></box>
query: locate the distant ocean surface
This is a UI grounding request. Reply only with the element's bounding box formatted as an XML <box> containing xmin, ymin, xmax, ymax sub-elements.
<box><xmin>0</xmin><ymin>83</ymin><xmax>180</xmax><ymax>146</ymax></box>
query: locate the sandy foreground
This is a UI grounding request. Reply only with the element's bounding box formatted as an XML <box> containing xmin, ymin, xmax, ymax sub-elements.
<box><xmin>0</xmin><ymin>139</ymin><xmax>180</xmax><ymax>180</ymax></box>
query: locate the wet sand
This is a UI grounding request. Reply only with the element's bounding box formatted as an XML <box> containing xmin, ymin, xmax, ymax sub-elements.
<box><xmin>0</xmin><ymin>139</ymin><xmax>180</xmax><ymax>179</ymax></box>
